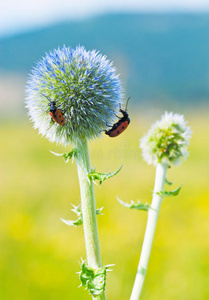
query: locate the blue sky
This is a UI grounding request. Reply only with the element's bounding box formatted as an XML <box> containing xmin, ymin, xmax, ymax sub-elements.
<box><xmin>1</xmin><ymin>0</ymin><xmax>209</xmax><ymax>37</ymax></box>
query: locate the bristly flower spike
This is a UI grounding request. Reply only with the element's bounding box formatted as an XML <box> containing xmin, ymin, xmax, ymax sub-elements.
<box><xmin>25</xmin><ymin>45</ymin><xmax>123</xmax><ymax>145</ymax></box>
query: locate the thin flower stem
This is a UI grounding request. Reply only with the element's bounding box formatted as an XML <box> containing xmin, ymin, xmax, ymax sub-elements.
<box><xmin>130</xmin><ymin>162</ymin><xmax>168</xmax><ymax>300</ymax></box>
<box><xmin>75</xmin><ymin>137</ymin><xmax>106</xmax><ymax>300</ymax></box>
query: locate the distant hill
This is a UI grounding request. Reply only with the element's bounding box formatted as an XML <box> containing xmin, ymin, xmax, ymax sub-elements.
<box><xmin>1</xmin><ymin>13</ymin><xmax>209</xmax><ymax>103</ymax></box>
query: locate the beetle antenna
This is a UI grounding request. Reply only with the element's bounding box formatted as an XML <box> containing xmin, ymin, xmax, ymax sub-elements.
<box><xmin>40</xmin><ymin>93</ymin><xmax>52</xmax><ymax>103</ymax></box>
<box><xmin>125</xmin><ymin>97</ymin><xmax>131</xmax><ymax>111</ymax></box>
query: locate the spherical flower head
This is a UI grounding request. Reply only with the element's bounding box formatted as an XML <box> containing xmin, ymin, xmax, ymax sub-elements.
<box><xmin>140</xmin><ymin>112</ymin><xmax>192</xmax><ymax>166</ymax></box>
<box><xmin>25</xmin><ymin>46</ymin><xmax>123</xmax><ymax>145</ymax></box>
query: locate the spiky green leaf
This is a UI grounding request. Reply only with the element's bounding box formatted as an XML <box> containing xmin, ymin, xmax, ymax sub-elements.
<box><xmin>157</xmin><ymin>184</ymin><xmax>183</xmax><ymax>197</ymax></box>
<box><xmin>117</xmin><ymin>196</ymin><xmax>150</xmax><ymax>211</ymax></box>
<box><xmin>88</xmin><ymin>165</ymin><xmax>123</xmax><ymax>186</ymax></box>
<box><xmin>61</xmin><ymin>205</ymin><xmax>103</xmax><ymax>227</ymax></box>
<box><xmin>50</xmin><ymin>148</ymin><xmax>77</xmax><ymax>162</ymax></box>
<box><xmin>165</xmin><ymin>178</ymin><xmax>173</xmax><ymax>185</ymax></box>
<box><xmin>61</xmin><ymin>217</ymin><xmax>83</xmax><ymax>226</ymax></box>
<box><xmin>79</xmin><ymin>260</ymin><xmax>112</xmax><ymax>296</ymax></box>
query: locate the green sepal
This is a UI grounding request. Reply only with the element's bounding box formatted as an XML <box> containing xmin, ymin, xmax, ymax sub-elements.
<box><xmin>50</xmin><ymin>148</ymin><xmax>77</xmax><ymax>163</ymax></box>
<box><xmin>117</xmin><ymin>196</ymin><xmax>150</xmax><ymax>211</ymax></box>
<box><xmin>79</xmin><ymin>260</ymin><xmax>112</xmax><ymax>296</ymax></box>
<box><xmin>88</xmin><ymin>165</ymin><xmax>123</xmax><ymax>186</ymax></box>
<box><xmin>157</xmin><ymin>184</ymin><xmax>183</xmax><ymax>197</ymax></box>
<box><xmin>165</xmin><ymin>178</ymin><xmax>173</xmax><ymax>185</ymax></box>
<box><xmin>61</xmin><ymin>205</ymin><xmax>103</xmax><ymax>227</ymax></box>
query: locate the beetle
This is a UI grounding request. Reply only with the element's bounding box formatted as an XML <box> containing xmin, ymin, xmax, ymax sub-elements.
<box><xmin>105</xmin><ymin>97</ymin><xmax>130</xmax><ymax>137</ymax></box>
<box><xmin>40</xmin><ymin>93</ymin><xmax>65</xmax><ymax>126</ymax></box>
<box><xmin>48</xmin><ymin>100</ymin><xmax>65</xmax><ymax>126</ymax></box>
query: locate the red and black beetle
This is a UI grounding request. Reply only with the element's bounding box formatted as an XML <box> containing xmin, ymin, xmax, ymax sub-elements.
<box><xmin>40</xmin><ymin>93</ymin><xmax>65</xmax><ymax>126</ymax></box>
<box><xmin>48</xmin><ymin>100</ymin><xmax>65</xmax><ymax>126</ymax></box>
<box><xmin>105</xmin><ymin>97</ymin><xmax>130</xmax><ymax>137</ymax></box>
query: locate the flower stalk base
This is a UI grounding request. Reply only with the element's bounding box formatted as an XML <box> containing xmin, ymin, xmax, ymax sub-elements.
<box><xmin>130</xmin><ymin>162</ymin><xmax>168</xmax><ymax>300</ymax></box>
<box><xmin>75</xmin><ymin>137</ymin><xmax>106</xmax><ymax>300</ymax></box>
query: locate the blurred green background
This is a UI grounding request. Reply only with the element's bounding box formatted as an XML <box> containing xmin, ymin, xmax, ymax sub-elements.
<box><xmin>1</xmin><ymin>8</ymin><xmax>209</xmax><ymax>300</ymax></box>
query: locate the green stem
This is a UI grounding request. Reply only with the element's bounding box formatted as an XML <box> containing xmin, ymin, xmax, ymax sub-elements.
<box><xmin>75</xmin><ymin>137</ymin><xmax>106</xmax><ymax>300</ymax></box>
<box><xmin>130</xmin><ymin>162</ymin><xmax>168</xmax><ymax>300</ymax></box>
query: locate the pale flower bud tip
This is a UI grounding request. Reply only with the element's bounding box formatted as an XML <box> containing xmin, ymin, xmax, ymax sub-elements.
<box><xmin>140</xmin><ymin>111</ymin><xmax>192</xmax><ymax>166</ymax></box>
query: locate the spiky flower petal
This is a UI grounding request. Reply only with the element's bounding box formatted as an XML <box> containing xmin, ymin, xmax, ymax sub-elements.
<box><xmin>140</xmin><ymin>112</ymin><xmax>192</xmax><ymax>166</ymax></box>
<box><xmin>25</xmin><ymin>45</ymin><xmax>123</xmax><ymax>145</ymax></box>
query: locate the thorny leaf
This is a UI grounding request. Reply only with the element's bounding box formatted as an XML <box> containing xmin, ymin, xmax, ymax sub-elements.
<box><xmin>61</xmin><ymin>205</ymin><xmax>103</xmax><ymax>227</ymax></box>
<box><xmin>117</xmin><ymin>196</ymin><xmax>151</xmax><ymax>211</ymax></box>
<box><xmin>50</xmin><ymin>148</ymin><xmax>77</xmax><ymax>162</ymax></box>
<box><xmin>157</xmin><ymin>184</ymin><xmax>183</xmax><ymax>197</ymax></box>
<box><xmin>165</xmin><ymin>178</ymin><xmax>173</xmax><ymax>185</ymax></box>
<box><xmin>79</xmin><ymin>260</ymin><xmax>112</xmax><ymax>296</ymax></box>
<box><xmin>88</xmin><ymin>165</ymin><xmax>123</xmax><ymax>186</ymax></box>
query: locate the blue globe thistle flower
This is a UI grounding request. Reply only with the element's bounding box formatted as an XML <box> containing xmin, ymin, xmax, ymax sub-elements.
<box><xmin>26</xmin><ymin>46</ymin><xmax>123</xmax><ymax>145</ymax></box>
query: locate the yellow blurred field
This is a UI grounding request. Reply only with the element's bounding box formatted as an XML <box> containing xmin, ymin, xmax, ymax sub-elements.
<box><xmin>0</xmin><ymin>109</ymin><xmax>209</xmax><ymax>300</ymax></box>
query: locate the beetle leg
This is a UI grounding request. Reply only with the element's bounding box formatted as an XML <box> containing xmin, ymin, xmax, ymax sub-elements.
<box><xmin>105</xmin><ymin>122</ymin><xmax>113</xmax><ymax>128</ymax></box>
